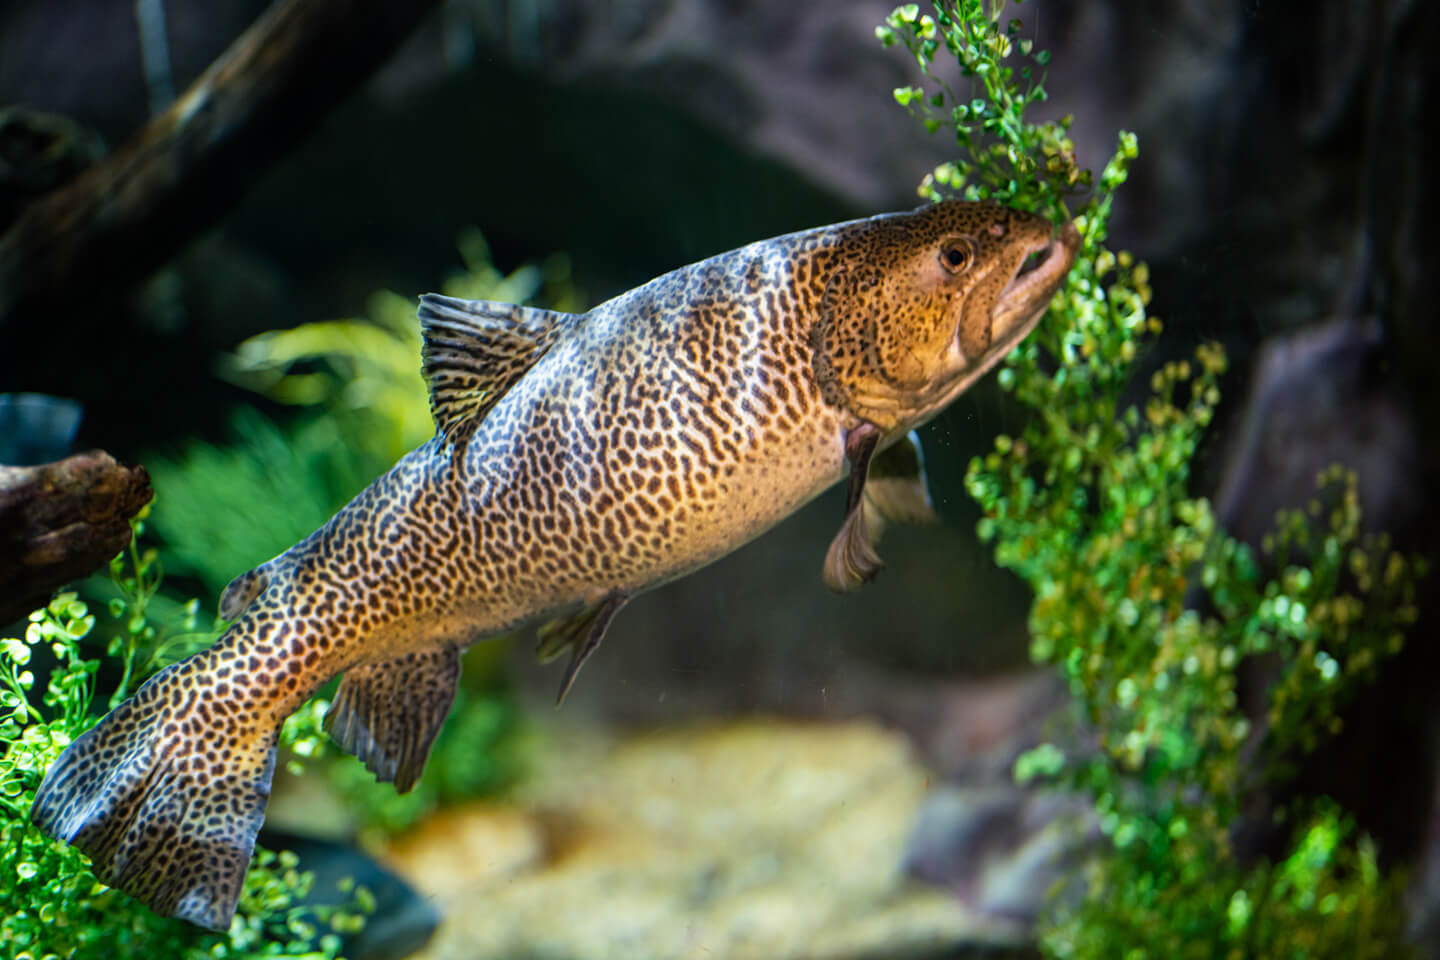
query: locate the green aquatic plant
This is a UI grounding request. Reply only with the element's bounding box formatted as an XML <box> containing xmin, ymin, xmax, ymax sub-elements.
<box><xmin>1</xmin><ymin>524</ymin><xmax>372</xmax><ymax>959</ymax></box>
<box><xmin>882</xmin><ymin>2</ymin><xmax>1425</xmax><ymax>956</ymax></box>
<box><xmin>147</xmin><ymin>406</ymin><xmax>383</xmax><ymax>599</ymax></box>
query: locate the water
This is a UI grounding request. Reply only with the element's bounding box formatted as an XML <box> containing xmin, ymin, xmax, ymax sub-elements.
<box><xmin>0</xmin><ymin>2</ymin><xmax>1435</xmax><ymax>958</ymax></box>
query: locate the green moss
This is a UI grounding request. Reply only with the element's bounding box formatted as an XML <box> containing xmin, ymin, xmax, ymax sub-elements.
<box><xmin>882</xmin><ymin>3</ymin><xmax>1425</xmax><ymax>956</ymax></box>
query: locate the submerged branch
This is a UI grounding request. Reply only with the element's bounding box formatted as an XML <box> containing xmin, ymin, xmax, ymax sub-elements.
<box><xmin>0</xmin><ymin>451</ymin><xmax>153</xmax><ymax>623</ymax></box>
<box><xmin>0</xmin><ymin>0</ymin><xmax>442</xmax><ymax>325</ymax></box>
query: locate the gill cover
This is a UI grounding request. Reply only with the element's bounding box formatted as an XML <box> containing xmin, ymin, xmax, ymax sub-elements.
<box><xmin>811</xmin><ymin>201</ymin><xmax>1061</xmax><ymax>430</ymax></box>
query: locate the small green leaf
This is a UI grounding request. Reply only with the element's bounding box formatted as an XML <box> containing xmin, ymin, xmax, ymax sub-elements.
<box><xmin>893</xmin><ymin>85</ymin><xmax>923</xmax><ymax>106</ymax></box>
<box><xmin>1015</xmin><ymin>743</ymin><xmax>1066</xmax><ymax>782</ymax></box>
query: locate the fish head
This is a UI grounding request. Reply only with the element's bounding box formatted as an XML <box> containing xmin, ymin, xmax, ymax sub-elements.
<box><xmin>813</xmin><ymin>200</ymin><xmax>1080</xmax><ymax>431</ymax></box>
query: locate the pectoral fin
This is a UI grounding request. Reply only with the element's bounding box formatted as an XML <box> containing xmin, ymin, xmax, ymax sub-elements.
<box><xmin>537</xmin><ymin>594</ymin><xmax>629</xmax><ymax>706</ymax></box>
<box><xmin>824</xmin><ymin>424</ymin><xmax>883</xmax><ymax>592</ymax></box>
<box><xmin>824</xmin><ymin>428</ymin><xmax>938</xmax><ymax>593</ymax></box>
<box><xmin>324</xmin><ymin>645</ymin><xmax>461</xmax><ymax>793</ymax></box>
<box><xmin>863</xmin><ymin>430</ymin><xmax>939</xmax><ymax>527</ymax></box>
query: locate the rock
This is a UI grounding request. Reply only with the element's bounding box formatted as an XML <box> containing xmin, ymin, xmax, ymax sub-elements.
<box><xmin>906</xmin><ymin>786</ymin><xmax>1092</xmax><ymax>926</ymax></box>
<box><xmin>1211</xmin><ymin>319</ymin><xmax>1420</xmax><ymax>547</ymax></box>
<box><xmin>381</xmin><ymin>718</ymin><xmax>1026</xmax><ymax>960</ymax></box>
<box><xmin>257</xmin><ymin>828</ymin><xmax>442</xmax><ymax>960</ymax></box>
<box><xmin>897</xmin><ymin>671</ymin><xmax>1095</xmax><ymax>927</ymax></box>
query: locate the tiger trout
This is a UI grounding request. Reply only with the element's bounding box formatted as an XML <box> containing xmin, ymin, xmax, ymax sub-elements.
<box><xmin>32</xmin><ymin>200</ymin><xmax>1079</xmax><ymax>929</ymax></box>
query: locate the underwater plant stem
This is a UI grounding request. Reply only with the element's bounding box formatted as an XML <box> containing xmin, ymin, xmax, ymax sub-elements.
<box><xmin>111</xmin><ymin>639</ymin><xmax>137</xmax><ymax>712</ymax></box>
<box><xmin>0</xmin><ymin>0</ymin><xmax>443</xmax><ymax>326</ymax></box>
<box><xmin>134</xmin><ymin>0</ymin><xmax>176</xmax><ymax>116</ymax></box>
<box><xmin>1243</xmin><ymin>868</ymin><xmax>1275</xmax><ymax>955</ymax></box>
<box><xmin>109</xmin><ymin>531</ymin><xmax>156</xmax><ymax>709</ymax></box>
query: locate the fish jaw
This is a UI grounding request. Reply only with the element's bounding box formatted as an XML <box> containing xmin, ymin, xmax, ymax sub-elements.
<box><xmin>989</xmin><ymin>220</ymin><xmax>1082</xmax><ymax>351</ymax></box>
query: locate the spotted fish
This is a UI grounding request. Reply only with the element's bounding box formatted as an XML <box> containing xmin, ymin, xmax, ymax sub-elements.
<box><xmin>31</xmin><ymin>200</ymin><xmax>1079</xmax><ymax>929</ymax></box>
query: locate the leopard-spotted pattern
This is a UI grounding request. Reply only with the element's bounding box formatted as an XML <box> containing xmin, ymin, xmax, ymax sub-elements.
<box><xmin>30</xmin><ymin>200</ymin><xmax>1076</xmax><ymax>930</ymax></box>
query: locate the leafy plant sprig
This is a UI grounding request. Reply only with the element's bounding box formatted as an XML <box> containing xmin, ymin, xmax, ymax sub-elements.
<box><xmin>877</xmin><ymin>0</ymin><xmax>1091</xmax><ymax>221</ymax></box>
<box><xmin>881</xmin><ymin>2</ymin><xmax>1425</xmax><ymax>956</ymax></box>
<box><xmin>1</xmin><ymin>529</ymin><xmax>373</xmax><ymax>959</ymax></box>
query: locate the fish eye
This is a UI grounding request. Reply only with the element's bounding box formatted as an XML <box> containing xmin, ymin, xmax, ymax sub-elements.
<box><xmin>939</xmin><ymin>238</ymin><xmax>974</xmax><ymax>274</ymax></box>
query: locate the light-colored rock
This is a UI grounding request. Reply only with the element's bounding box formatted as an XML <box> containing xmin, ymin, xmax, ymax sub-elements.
<box><xmin>382</xmin><ymin>718</ymin><xmax>1025</xmax><ymax>960</ymax></box>
<box><xmin>385</xmin><ymin>804</ymin><xmax>547</xmax><ymax>886</ymax></box>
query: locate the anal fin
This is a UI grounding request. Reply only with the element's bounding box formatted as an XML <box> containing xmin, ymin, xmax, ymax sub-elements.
<box><xmin>324</xmin><ymin>646</ymin><xmax>461</xmax><ymax>793</ymax></box>
<box><xmin>536</xmin><ymin>594</ymin><xmax>628</xmax><ymax>706</ymax></box>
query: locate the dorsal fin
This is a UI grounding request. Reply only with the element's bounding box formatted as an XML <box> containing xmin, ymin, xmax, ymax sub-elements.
<box><xmin>417</xmin><ymin>294</ymin><xmax>577</xmax><ymax>442</ymax></box>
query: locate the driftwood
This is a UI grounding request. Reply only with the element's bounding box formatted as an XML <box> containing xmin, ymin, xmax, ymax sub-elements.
<box><xmin>0</xmin><ymin>0</ymin><xmax>442</xmax><ymax>324</ymax></box>
<box><xmin>0</xmin><ymin>452</ymin><xmax>152</xmax><ymax>623</ymax></box>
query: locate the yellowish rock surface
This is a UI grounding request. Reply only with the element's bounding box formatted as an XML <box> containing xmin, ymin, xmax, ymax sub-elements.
<box><xmin>381</xmin><ymin>717</ymin><xmax>1023</xmax><ymax>960</ymax></box>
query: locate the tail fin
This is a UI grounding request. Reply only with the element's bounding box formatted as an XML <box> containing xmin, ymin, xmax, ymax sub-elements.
<box><xmin>31</xmin><ymin>653</ymin><xmax>278</xmax><ymax>930</ymax></box>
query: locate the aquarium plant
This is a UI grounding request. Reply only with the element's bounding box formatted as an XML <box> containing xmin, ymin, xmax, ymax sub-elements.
<box><xmin>1</xmin><ymin>518</ymin><xmax>372</xmax><ymax>959</ymax></box>
<box><xmin>879</xmin><ymin>2</ymin><xmax>1425</xmax><ymax>956</ymax></box>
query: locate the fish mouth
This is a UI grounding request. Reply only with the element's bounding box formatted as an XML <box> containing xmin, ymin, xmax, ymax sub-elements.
<box><xmin>991</xmin><ymin>221</ymin><xmax>1081</xmax><ymax>344</ymax></box>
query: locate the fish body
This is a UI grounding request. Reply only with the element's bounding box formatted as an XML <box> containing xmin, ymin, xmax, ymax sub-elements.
<box><xmin>32</xmin><ymin>201</ymin><xmax>1079</xmax><ymax>929</ymax></box>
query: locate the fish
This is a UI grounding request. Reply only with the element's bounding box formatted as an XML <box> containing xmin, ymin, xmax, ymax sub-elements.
<box><xmin>30</xmin><ymin>200</ymin><xmax>1079</xmax><ymax>929</ymax></box>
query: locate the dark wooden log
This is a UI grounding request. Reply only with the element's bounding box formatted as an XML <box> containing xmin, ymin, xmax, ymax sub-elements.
<box><xmin>0</xmin><ymin>452</ymin><xmax>153</xmax><ymax>623</ymax></box>
<box><xmin>0</xmin><ymin>0</ymin><xmax>442</xmax><ymax>324</ymax></box>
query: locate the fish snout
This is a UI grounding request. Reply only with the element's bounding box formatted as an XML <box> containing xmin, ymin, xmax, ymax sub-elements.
<box><xmin>989</xmin><ymin>220</ymin><xmax>1081</xmax><ymax>345</ymax></box>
